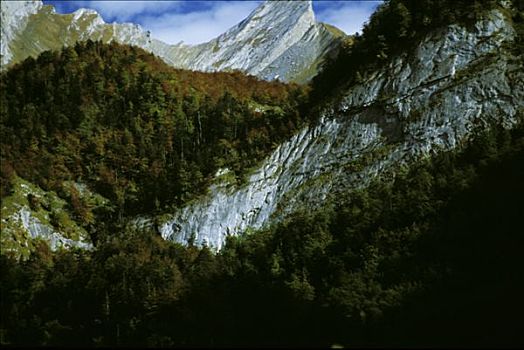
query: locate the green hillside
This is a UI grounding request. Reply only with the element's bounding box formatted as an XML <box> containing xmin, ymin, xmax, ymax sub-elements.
<box><xmin>1</xmin><ymin>40</ymin><xmax>308</xmax><ymax>221</ymax></box>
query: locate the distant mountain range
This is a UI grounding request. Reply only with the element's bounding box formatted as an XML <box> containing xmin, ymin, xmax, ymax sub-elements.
<box><xmin>0</xmin><ymin>0</ymin><xmax>344</xmax><ymax>83</ymax></box>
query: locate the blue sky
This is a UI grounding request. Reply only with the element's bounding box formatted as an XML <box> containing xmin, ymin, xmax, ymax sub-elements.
<box><xmin>43</xmin><ymin>1</ymin><xmax>382</xmax><ymax>45</ymax></box>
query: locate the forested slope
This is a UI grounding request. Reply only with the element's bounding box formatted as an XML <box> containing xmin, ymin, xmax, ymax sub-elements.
<box><xmin>1</xmin><ymin>119</ymin><xmax>522</xmax><ymax>347</ymax></box>
<box><xmin>0</xmin><ymin>40</ymin><xmax>307</xmax><ymax>220</ymax></box>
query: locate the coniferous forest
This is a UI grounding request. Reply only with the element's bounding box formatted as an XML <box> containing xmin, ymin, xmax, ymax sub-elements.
<box><xmin>2</xmin><ymin>116</ymin><xmax>523</xmax><ymax>347</ymax></box>
<box><xmin>1</xmin><ymin>0</ymin><xmax>524</xmax><ymax>347</ymax></box>
<box><xmin>0</xmin><ymin>40</ymin><xmax>308</xmax><ymax>217</ymax></box>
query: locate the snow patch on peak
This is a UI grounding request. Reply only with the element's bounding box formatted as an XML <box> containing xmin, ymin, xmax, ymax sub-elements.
<box><xmin>256</xmin><ymin>0</ymin><xmax>313</xmax><ymax>16</ymax></box>
<box><xmin>239</xmin><ymin>0</ymin><xmax>315</xmax><ymax>35</ymax></box>
<box><xmin>73</xmin><ymin>8</ymin><xmax>102</xmax><ymax>22</ymax></box>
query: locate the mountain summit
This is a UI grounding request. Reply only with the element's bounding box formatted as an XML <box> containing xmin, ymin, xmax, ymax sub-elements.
<box><xmin>0</xmin><ymin>0</ymin><xmax>343</xmax><ymax>82</ymax></box>
<box><xmin>158</xmin><ymin>0</ymin><xmax>341</xmax><ymax>82</ymax></box>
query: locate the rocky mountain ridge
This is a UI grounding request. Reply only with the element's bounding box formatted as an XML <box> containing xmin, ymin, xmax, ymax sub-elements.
<box><xmin>0</xmin><ymin>0</ymin><xmax>343</xmax><ymax>82</ymax></box>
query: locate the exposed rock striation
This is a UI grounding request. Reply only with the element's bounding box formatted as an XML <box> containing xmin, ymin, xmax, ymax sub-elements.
<box><xmin>152</xmin><ymin>0</ymin><xmax>343</xmax><ymax>82</ymax></box>
<box><xmin>159</xmin><ymin>7</ymin><xmax>524</xmax><ymax>250</ymax></box>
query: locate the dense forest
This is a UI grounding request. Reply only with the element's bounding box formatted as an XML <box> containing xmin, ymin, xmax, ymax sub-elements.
<box><xmin>0</xmin><ymin>40</ymin><xmax>308</xmax><ymax>219</ymax></box>
<box><xmin>1</xmin><ymin>0</ymin><xmax>524</xmax><ymax>347</ymax></box>
<box><xmin>2</xmin><ymin>118</ymin><xmax>523</xmax><ymax>347</ymax></box>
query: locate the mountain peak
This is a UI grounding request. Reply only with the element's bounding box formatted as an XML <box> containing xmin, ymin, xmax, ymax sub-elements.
<box><xmin>193</xmin><ymin>0</ymin><xmax>319</xmax><ymax>78</ymax></box>
<box><xmin>240</xmin><ymin>0</ymin><xmax>315</xmax><ymax>31</ymax></box>
<box><xmin>0</xmin><ymin>0</ymin><xmax>43</xmax><ymax>24</ymax></box>
<box><xmin>1</xmin><ymin>0</ymin><xmax>42</xmax><ymax>12</ymax></box>
<box><xmin>1</xmin><ymin>0</ymin><xmax>341</xmax><ymax>82</ymax></box>
<box><xmin>255</xmin><ymin>0</ymin><xmax>314</xmax><ymax>17</ymax></box>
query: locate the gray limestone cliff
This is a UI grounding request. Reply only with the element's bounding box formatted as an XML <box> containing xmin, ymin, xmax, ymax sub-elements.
<box><xmin>157</xmin><ymin>6</ymin><xmax>523</xmax><ymax>250</ymax></box>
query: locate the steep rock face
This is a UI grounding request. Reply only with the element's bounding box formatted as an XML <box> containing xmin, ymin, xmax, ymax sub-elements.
<box><xmin>152</xmin><ymin>0</ymin><xmax>342</xmax><ymax>82</ymax></box>
<box><xmin>159</xmin><ymin>7</ymin><xmax>523</xmax><ymax>250</ymax></box>
<box><xmin>0</xmin><ymin>0</ymin><xmax>342</xmax><ymax>82</ymax></box>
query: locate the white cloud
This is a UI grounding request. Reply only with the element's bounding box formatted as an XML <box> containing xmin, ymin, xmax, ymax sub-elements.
<box><xmin>142</xmin><ymin>1</ymin><xmax>261</xmax><ymax>45</ymax></box>
<box><xmin>316</xmin><ymin>1</ymin><xmax>382</xmax><ymax>35</ymax></box>
<box><xmin>75</xmin><ymin>1</ymin><xmax>182</xmax><ymax>22</ymax></box>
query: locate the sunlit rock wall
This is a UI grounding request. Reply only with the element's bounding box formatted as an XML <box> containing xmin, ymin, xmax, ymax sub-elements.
<box><xmin>160</xmin><ymin>8</ymin><xmax>523</xmax><ymax>250</ymax></box>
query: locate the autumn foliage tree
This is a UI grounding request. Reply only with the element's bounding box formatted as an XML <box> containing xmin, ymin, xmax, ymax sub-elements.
<box><xmin>0</xmin><ymin>41</ymin><xmax>308</xmax><ymax>219</ymax></box>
